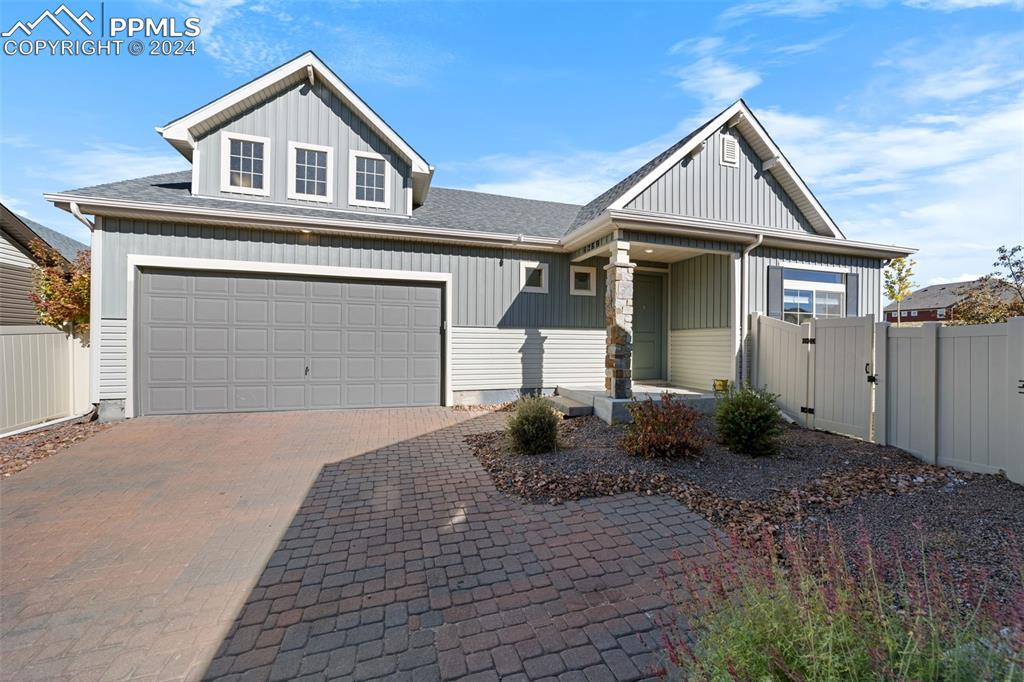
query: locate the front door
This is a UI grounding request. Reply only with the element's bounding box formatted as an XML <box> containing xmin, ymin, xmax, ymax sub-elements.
<box><xmin>632</xmin><ymin>273</ymin><xmax>665</xmax><ymax>381</ymax></box>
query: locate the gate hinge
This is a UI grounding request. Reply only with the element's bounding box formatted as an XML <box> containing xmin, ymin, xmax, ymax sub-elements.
<box><xmin>866</xmin><ymin>375</ymin><xmax>877</xmax><ymax>384</ymax></box>
<box><xmin>440</xmin><ymin>320</ymin><xmax>447</xmax><ymax>333</ymax></box>
<box><xmin>800</xmin><ymin>406</ymin><xmax>815</xmax><ymax>415</ymax></box>
<box><xmin>1018</xmin><ymin>379</ymin><xmax>1024</xmax><ymax>395</ymax></box>
<box><xmin>802</xmin><ymin>337</ymin><xmax>816</xmax><ymax>344</ymax></box>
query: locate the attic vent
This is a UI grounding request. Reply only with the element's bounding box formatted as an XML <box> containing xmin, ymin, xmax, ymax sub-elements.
<box><xmin>720</xmin><ymin>134</ymin><xmax>739</xmax><ymax>167</ymax></box>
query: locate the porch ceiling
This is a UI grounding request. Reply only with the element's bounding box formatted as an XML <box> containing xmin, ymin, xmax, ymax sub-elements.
<box><xmin>628</xmin><ymin>242</ymin><xmax>707</xmax><ymax>264</ymax></box>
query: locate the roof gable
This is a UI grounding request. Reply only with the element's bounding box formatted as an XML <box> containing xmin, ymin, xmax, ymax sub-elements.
<box><xmin>573</xmin><ymin>101</ymin><xmax>843</xmax><ymax>238</ymax></box>
<box><xmin>1</xmin><ymin>203</ymin><xmax>87</xmax><ymax>263</ymax></box>
<box><xmin>157</xmin><ymin>51</ymin><xmax>433</xmax><ymax>201</ymax></box>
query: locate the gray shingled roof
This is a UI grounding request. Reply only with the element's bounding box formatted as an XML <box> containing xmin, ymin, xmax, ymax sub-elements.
<box><xmin>883</xmin><ymin>279</ymin><xmax>1017</xmax><ymax>311</ymax></box>
<box><xmin>17</xmin><ymin>215</ymin><xmax>87</xmax><ymax>261</ymax></box>
<box><xmin>57</xmin><ymin>171</ymin><xmax>583</xmax><ymax>240</ymax></box>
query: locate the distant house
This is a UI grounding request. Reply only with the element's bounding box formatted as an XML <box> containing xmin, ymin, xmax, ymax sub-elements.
<box><xmin>0</xmin><ymin>203</ymin><xmax>88</xmax><ymax>326</ymax></box>
<box><xmin>883</xmin><ymin>278</ymin><xmax>1017</xmax><ymax>324</ymax></box>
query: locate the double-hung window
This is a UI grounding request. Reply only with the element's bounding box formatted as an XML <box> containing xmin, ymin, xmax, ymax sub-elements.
<box><xmin>349</xmin><ymin>150</ymin><xmax>390</xmax><ymax>208</ymax></box>
<box><xmin>782</xmin><ymin>268</ymin><xmax>846</xmax><ymax>324</ymax></box>
<box><xmin>288</xmin><ymin>142</ymin><xmax>333</xmax><ymax>202</ymax></box>
<box><xmin>221</xmin><ymin>133</ymin><xmax>270</xmax><ymax>196</ymax></box>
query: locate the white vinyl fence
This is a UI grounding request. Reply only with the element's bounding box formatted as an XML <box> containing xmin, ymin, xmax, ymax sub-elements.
<box><xmin>875</xmin><ymin>318</ymin><xmax>1024</xmax><ymax>484</ymax></box>
<box><xmin>0</xmin><ymin>326</ymin><xmax>91</xmax><ymax>435</ymax></box>
<box><xmin>751</xmin><ymin>314</ymin><xmax>1024</xmax><ymax>485</ymax></box>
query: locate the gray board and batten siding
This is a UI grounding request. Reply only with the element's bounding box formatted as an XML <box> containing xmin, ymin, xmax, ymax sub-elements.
<box><xmin>627</xmin><ymin>129</ymin><xmax>815</xmax><ymax>234</ymax></box>
<box><xmin>99</xmin><ymin>218</ymin><xmax>609</xmax><ymax>329</ymax></box>
<box><xmin>194</xmin><ymin>80</ymin><xmax>411</xmax><ymax>215</ymax></box>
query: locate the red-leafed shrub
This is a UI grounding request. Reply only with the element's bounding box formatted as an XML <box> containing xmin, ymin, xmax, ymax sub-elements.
<box><xmin>621</xmin><ymin>393</ymin><xmax>705</xmax><ymax>459</ymax></box>
<box><xmin>660</xmin><ymin>525</ymin><xmax>1024</xmax><ymax>681</ymax></box>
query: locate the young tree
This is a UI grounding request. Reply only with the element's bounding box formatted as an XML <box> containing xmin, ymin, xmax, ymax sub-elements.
<box><xmin>949</xmin><ymin>244</ymin><xmax>1024</xmax><ymax>325</ymax></box>
<box><xmin>883</xmin><ymin>257</ymin><xmax>916</xmax><ymax>327</ymax></box>
<box><xmin>29</xmin><ymin>238</ymin><xmax>90</xmax><ymax>335</ymax></box>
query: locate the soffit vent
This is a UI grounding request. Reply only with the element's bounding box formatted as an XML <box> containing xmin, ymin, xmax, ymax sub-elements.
<box><xmin>720</xmin><ymin>133</ymin><xmax>739</xmax><ymax>167</ymax></box>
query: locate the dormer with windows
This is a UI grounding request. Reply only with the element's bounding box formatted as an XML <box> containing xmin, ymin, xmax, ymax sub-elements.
<box><xmin>157</xmin><ymin>51</ymin><xmax>433</xmax><ymax>218</ymax></box>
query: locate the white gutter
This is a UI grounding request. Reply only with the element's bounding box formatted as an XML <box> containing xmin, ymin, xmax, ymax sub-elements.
<box><xmin>69</xmin><ymin>201</ymin><xmax>95</xmax><ymax>230</ymax></box>
<box><xmin>738</xmin><ymin>234</ymin><xmax>763</xmax><ymax>385</ymax></box>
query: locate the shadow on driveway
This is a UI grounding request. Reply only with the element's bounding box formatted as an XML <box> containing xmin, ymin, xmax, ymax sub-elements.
<box><xmin>201</xmin><ymin>412</ymin><xmax>718</xmax><ymax>682</ymax></box>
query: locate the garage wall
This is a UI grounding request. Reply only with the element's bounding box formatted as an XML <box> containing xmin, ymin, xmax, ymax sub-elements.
<box><xmin>96</xmin><ymin>218</ymin><xmax>614</xmax><ymax>402</ymax></box>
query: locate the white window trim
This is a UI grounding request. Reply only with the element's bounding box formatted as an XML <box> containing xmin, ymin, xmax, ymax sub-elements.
<box><xmin>287</xmin><ymin>141</ymin><xmax>334</xmax><ymax>203</ymax></box>
<box><xmin>220</xmin><ymin>132</ymin><xmax>271</xmax><ymax>196</ymax></box>
<box><xmin>936</xmin><ymin>308</ymin><xmax>946</xmax><ymax>319</ymax></box>
<box><xmin>569</xmin><ymin>265</ymin><xmax>596</xmax><ymax>296</ymax></box>
<box><xmin>783</xmin><ymin>276</ymin><xmax>847</xmax><ymax>321</ymax></box>
<box><xmin>520</xmin><ymin>261</ymin><xmax>549</xmax><ymax>294</ymax></box>
<box><xmin>348</xmin><ymin>149</ymin><xmax>391</xmax><ymax>208</ymax></box>
<box><xmin>123</xmin><ymin>255</ymin><xmax>454</xmax><ymax>418</ymax></box>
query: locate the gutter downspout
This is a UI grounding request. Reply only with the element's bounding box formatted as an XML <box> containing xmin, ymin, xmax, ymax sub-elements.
<box><xmin>738</xmin><ymin>234</ymin><xmax>763</xmax><ymax>385</ymax></box>
<box><xmin>70</xmin><ymin>202</ymin><xmax>95</xmax><ymax>231</ymax></box>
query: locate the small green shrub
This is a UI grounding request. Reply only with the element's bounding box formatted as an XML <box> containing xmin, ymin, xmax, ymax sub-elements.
<box><xmin>662</xmin><ymin>528</ymin><xmax>1024</xmax><ymax>681</ymax></box>
<box><xmin>507</xmin><ymin>395</ymin><xmax>560</xmax><ymax>454</ymax></box>
<box><xmin>715</xmin><ymin>384</ymin><xmax>783</xmax><ymax>456</ymax></box>
<box><xmin>621</xmin><ymin>393</ymin><xmax>705</xmax><ymax>459</ymax></box>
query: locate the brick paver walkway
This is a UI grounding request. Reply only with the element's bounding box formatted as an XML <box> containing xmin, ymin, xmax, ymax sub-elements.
<box><xmin>1</xmin><ymin>409</ymin><xmax>716</xmax><ymax>681</ymax></box>
<box><xmin>203</xmin><ymin>414</ymin><xmax>717</xmax><ymax>682</ymax></box>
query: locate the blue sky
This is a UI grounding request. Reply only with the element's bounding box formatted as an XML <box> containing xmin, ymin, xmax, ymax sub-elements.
<box><xmin>1</xmin><ymin>0</ymin><xmax>1021</xmax><ymax>288</ymax></box>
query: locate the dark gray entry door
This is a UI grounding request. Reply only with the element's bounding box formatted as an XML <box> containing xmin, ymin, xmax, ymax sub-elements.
<box><xmin>632</xmin><ymin>273</ymin><xmax>665</xmax><ymax>381</ymax></box>
<box><xmin>138</xmin><ymin>269</ymin><xmax>443</xmax><ymax>415</ymax></box>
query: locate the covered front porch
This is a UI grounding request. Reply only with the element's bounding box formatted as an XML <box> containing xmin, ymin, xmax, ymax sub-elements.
<box><xmin>563</xmin><ymin>225</ymin><xmax>748</xmax><ymax>423</ymax></box>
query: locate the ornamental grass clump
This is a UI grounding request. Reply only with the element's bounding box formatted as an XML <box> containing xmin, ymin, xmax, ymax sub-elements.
<box><xmin>715</xmin><ymin>384</ymin><xmax>783</xmax><ymax>456</ymax></box>
<box><xmin>660</xmin><ymin>526</ymin><xmax>1024</xmax><ymax>681</ymax></box>
<box><xmin>621</xmin><ymin>393</ymin><xmax>705</xmax><ymax>459</ymax></box>
<box><xmin>507</xmin><ymin>395</ymin><xmax>560</xmax><ymax>454</ymax></box>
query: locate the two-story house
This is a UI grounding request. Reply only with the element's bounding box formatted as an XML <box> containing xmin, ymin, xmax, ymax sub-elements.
<box><xmin>44</xmin><ymin>51</ymin><xmax>914</xmax><ymax>422</ymax></box>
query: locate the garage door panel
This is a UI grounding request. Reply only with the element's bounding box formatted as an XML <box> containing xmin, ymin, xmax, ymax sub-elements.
<box><xmin>236</xmin><ymin>300</ymin><xmax>270</xmax><ymax>324</ymax></box>
<box><xmin>193</xmin><ymin>357</ymin><xmax>228</xmax><ymax>381</ymax></box>
<box><xmin>150</xmin><ymin>327</ymin><xmax>187</xmax><ymax>352</ymax></box>
<box><xmin>194</xmin><ymin>328</ymin><xmax>228</xmax><ymax>352</ymax></box>
<box><xmin>272</xmin><ymin>329</ymin><xmax>305</xmax><ymax>353</ymax></box>
<box><xmin>194</xmin><ymin>299</ymin><xmax>229</xmax><ymax>323</ymax></box>
<box><xmin>139</xmin><ymin>270</ymin><xmax>442</xmax><ymax>415</ymax></box>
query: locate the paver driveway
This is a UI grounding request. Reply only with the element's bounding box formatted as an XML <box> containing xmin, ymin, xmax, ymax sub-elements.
<box><xmin>1</xmin><ymin>409</ymin><xmax>716</xmax><ymax>681</ymax></box>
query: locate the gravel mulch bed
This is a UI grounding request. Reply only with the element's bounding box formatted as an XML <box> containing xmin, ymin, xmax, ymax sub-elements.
<box><xmin>788</xmin><ymin>475</ymin><xmax>1024</xmax><ymax>606</ymax></box>
<box><xmin>469</xmin><ymin>413</ymin><xmax>1024</xmax><ymax>612</ymax></box>
<box><xmin>1</xmin><ymin>414</ymin><xmax>110</xmax><ymax>479</ymax></box>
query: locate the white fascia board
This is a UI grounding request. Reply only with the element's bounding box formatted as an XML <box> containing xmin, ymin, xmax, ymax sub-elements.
<box><xmin>607</xmin><ymin>210</ymin><xmax>915</xmax><ymax>259</ymax></box>
<box><xmin>159</xmin><ymin>52</ymin><xmax>431</xmax><ymax>175</ymax></box>
<box><xmin>605</xmin><ymin>100</ymin><xmax>844</xmax><ymax>240</ymax></box>
<box><xmin>43</xmin><ymin>193</ymin><xmax>562</xmax><ymax>250</ymax></box>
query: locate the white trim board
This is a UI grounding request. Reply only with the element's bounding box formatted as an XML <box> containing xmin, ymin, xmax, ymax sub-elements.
<box><xmin>287</xmin><ymin>140</ymin><xmax>335</xmax><ymax>203</ymax></box>
<box><xmin>348</xmin><ymin>149</ymin><xmax>392</xmax><ymax>209</ymax></box>
<box><xmin>122</xmin><ymin>255</ymin><xmax>454</xmax><ymax>418</ymax></box>
<box><xmin>219</xmin><ymin>132</ymin><xmax>272</xmax><ymax>197</ymax></box>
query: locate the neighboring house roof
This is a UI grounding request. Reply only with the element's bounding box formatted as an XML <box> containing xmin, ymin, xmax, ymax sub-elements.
<box><xmin>157</xmin><ymin>51</ymin><xmax>434</xmax><ymax>204</ymax></box>
<box><xmin>0</xmin><ymin>203</ymin><xmax>87</xmax><ymax>264</ymax></box>
<box><xmin>883</xmin><ymin>279</ymin><xmax>1018</xmax><ymax>311</ymax></box>
<box><xmin>52</xmin><ymin>171</ymin><xmax>582</xmax><ymax>241</ymax></box>
<box><xmin>570</xmin><ymin>100</ymin><xmax>843</xmax><ymax>239</ymax></box>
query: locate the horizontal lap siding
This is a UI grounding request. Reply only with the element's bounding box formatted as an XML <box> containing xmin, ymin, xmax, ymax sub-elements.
<box><xmin>451</xmin><ymin>328</ymin><xmax>605</xmax><ymax>390</ymax></box>
<box><xmin>0</xmin><ymin>263</ymin><xmax>37</xmax><ymax>325</ymax></box>
<box><xmin>626</xmin><ymin>130</ymin><xmax>814</xmax><ymax>234</ymax></box>
<box><xmin>748</xmin><ymin>247</ymin><xmax>883</xmax><ymax>319</ymax></box>
<box><xmin>98</xmin><ymin>319</ymin><xmax>128</xmax><ymax>400</ymax></box>
<box><xmin>668</xmin><ymin>329</ymin><xmax>735</xmax><ymax>390</ymax></box>
<box><xmin>99</xmin><ymin>219</ymin><xmax>606</xmax><ymax>328</ymax></box>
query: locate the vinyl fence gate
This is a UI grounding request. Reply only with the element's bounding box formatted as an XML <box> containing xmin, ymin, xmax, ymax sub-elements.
<box><xmin>750</xmin><ymin>313</ymin><xmax>876</xmax><ymax>441</ymax></box>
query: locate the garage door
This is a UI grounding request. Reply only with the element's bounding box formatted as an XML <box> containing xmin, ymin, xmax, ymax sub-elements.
<box><xmin>138</xmin><ymin>269</ymin><xmax>443</xmax><ymax>415</ymax></box>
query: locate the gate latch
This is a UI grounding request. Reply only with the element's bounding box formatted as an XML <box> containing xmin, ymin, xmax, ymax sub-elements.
<box><xmin>865</xmin><ymin>363</ymin><xmax>877</xmax><ymax>384</ymax></box>
<box><xmin>800</xmin><ymin>406</ymin><xmax>815</xmax><ymax>415</ymax></box>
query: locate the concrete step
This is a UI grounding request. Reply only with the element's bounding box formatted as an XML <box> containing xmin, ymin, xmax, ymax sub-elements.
<box><xmin>545</xmin><ymin>394</ymin><xmax>593</xmax><ymax>418</ymax></box>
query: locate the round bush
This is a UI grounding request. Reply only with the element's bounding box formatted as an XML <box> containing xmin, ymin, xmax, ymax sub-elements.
<box><xmin>507</xmin><ymin>395</ymin><xmax>560</xmax><ymax>454</ymax></box>
<box><xmin>715</xmin><ymin>385</ymin><xmax>783</xmax><ymax>456</ymax></box>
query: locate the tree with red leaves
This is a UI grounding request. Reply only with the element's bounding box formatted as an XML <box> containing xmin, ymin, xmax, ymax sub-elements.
<box><xmin>28</xmin><ymin>238</ymin><xmax>90</xmax><ymax>334</ymax></box>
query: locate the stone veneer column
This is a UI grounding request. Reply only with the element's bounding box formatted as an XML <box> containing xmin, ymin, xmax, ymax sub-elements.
<box><xmin>604</xmin><ymin>241</ymin><xmax>636</xmax><ymax>399</ymax></box>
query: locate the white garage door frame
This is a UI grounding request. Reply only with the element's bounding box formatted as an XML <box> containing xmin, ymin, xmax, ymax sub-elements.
<box><xmin>125</xmin><ymin>254</ymin><xmax>453</xmax><ymax>418</ymax></box>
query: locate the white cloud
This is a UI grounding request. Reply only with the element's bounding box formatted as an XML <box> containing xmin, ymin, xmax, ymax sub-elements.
<box><xmin>905</xmin><ymin>0</ymin><xmax>1023</xmax><ymax>10</ymax></box>
<box><xmin>721</xmin><ymin>0</ymin><xmax>848</xmax><ymax>21</ymax></box>
<box><xmin>772</xmin><ymin>33</ymin><xmax>841</xmax><ymax>55</ymax></box>
<box><xmin>671</xmin><ymin>57</ymin><xmax>763</xmax><ymax>106</ymax></box>
<box><xmin>928</xmin><ymin>273</ymin><xmax>983</xmax><ymax>284</ymax></box>
<box><xmin>27</xmin><ymin>144</ymin><xmax>188</xmax><ymax>189</ymax></box>
<box><xmin>0</xmin><ymin>193</ymin><xmax>34</xmax><ymax>217</ymax></box>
